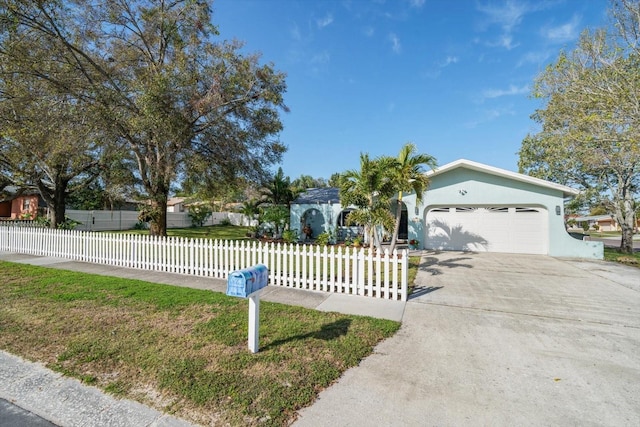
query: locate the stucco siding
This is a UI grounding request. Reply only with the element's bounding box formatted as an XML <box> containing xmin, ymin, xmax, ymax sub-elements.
<box><xmin>403</xmin><ymin>167</ymin><xmax>602</xmax><ymax>259</ymax></box>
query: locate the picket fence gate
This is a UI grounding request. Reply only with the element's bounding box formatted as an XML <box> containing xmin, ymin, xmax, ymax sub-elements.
<box><xmin>0</xmin><ymin>226</ymin><xmax>408</xmax><ymax>301</ymax></box>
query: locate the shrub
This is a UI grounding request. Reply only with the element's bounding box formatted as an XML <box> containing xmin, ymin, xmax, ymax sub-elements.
<box><xmin>133</xmin><ymin>221</ymin><xmax>148</xmax><ymax>230</ymax></box>
<box><xmin>315</xmin><ymin>232</ymin><xmax>331</xmax><ymax>246</ymax></box>
<box><xmin>282</xmin><ymin>229</ymin><xmax>297</xmax><ymax>243</ymax></box>
<box><xmin>188</xmin><ymin>205</ymin><xmax>212</xmax><ymax>227</ymax></box>
<box><xmin>219</xmin><ymin>217</ymin><xmax>232</xmax><ymax>226</ymax></box>
<box><xmin>35</xmin><ymin>216</ymin><xmax>80</xmax><ymax>230</ymax></box>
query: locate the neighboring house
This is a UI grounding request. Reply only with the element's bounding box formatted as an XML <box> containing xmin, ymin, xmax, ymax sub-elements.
<box><xmin>166</xmin><ymin>197</ymin><xmax>187</xmax><ymax>213</ymax></box>
<box><xmin>289</xmin><ymin>159</ymin><xmax>603</xmax><ymax>259</ymax></box>
<box><xmin>0</xmin><ymin>186</ymin><xmax>44</xmax><ymax>220</ymax></box>
<box><xmin>572</xmin><ymin>214</ymin><xmax>639</xmax><ymax>232</ymax></box>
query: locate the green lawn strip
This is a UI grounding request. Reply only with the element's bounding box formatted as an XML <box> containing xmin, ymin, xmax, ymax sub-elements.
<box><xmin>0</xmin><ymin>261</ymin><xmax>400</xmax><ymax>426</ymax></box>
<box><xmin>111</xmin><ymin>224</ymin><xmax>253</xmax><ymax>240</ymax></box>
<box><xmin>603</xmin><ymin>247</ymin><xmax>640</xmax><ymax>268</ymax></box>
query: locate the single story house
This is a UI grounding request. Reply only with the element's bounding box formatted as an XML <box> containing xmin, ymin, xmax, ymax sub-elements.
<box><xmin>289</xmin><ymin>159</ymin><xmax>603</xmax><ymax>259</ymax></box>
<box><xmin>166</xmin><ymin>197</ymin><xmax>187</xmax><ymax>213</ymax></box>
<box><xmin>0</xmin><ymin>186</ymin><xmax>45</xmax><ymax>220</ymax></box>
<box><xmin>571</xmin><ymin>214</ymin><xmax>639</xmax><ymax>232</ymax></box>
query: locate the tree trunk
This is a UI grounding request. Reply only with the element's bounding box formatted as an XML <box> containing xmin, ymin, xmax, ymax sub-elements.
<box><xmin>36</xmin><ymin>177</ymin><xmax>68</xmax><ymax>229</ymax></box>
<box><xmin>614</xmin><ymin>194</ymin><xmax>635</xmax><ymax>254</ymax></box>
<box><xmin>53</xmin><ymin>188</ymin><xmax>66</xmax><ymax>228</ymax></box>
<box><xmin>149</xmin><ymin>199</ymin><xmax>168</xmax><ymax>236</ymax></box>
<box><xmin>388</xmin><ymin>195</ymin><xmax>403</xmax><ymax>253</ymax></box>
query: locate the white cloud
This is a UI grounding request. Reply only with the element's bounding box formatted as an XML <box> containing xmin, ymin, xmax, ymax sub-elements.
<box><xmin>517</xmin><ymin>50</ymin><xmax>551</xmax><ymax>67</ymax></box>
<box><xmin>409</xmin><ymin>0</ymin><xmax>426</xmax><ymax>8</ymax></box>
<box><xmin>464</xmin><ymin>106</ymin><xmax>516</xmax><ymax>128</ymax></box>
<box><xmin>482</xmin><ymin>84</ymin><xmax>529</xmax><ymax>99</ymax></box>
<box><xmin>497</xmin><ymin>34</ymin><xmax>519</xmax><ymax>50</ymax></box>
<box><xmin>439</xmin><ymin>56</ymin><xmax>459</xmax><ymax>67</ymax></box>
<box><xmin>363</xmin><ymin>26</ymin><xmax>375</xmax><ymax>37</ymax></box>
<box><xmin>310</xmin><ymin>50</ymin><xmax>331</xmax><ymax>64</ymax></box>
<box><xmin>477</xmin><ymin>0</ymin><xmax>529</xmax><ymax>33</ymax></box>
<box><xmin>389</xmin><ymin>32</ymin><xmax>401</xmax><ymax>53</ymax></box>
<box><xmin>543</xmin><ymin>15</ymin><xmax>581</xmax><ymax>43</ymax></box>
<box><xmin>316</xmin><ymin>13</ymin><xmax>334</xmax><ymax>29</ymax></box>
<box><xmin>476</xmin><ymin>0</ymin><xmax>549</xmax><ymax>50</ymax></box>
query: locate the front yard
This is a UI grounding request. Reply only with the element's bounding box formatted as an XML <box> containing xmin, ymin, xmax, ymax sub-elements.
<box><xmin>0</xmin><ymin>261</ymin><xmax>400</xmax><ymax>426</ymax></box>
<box><xmin>604</xmin><ymin>247</ymin><xmax>640</xmax><ymax>267</ymax></box>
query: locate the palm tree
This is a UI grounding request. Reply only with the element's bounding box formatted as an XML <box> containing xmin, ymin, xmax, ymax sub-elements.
<box><xmin>260</xmin><ymin>167</ymin><xmax>297</xmax><ymax>206</ymax></box>
<box><xmin>388</xmin><ymin>143</ymin><xmax>437</xmax><ymax>252</ymax></box>
<box><xmin>339</xmin><ymin>153</ymin><xmax>396</xmax><ymax>250</ymax></box>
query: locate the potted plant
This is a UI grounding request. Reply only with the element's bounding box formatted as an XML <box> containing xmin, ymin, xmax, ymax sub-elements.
<box><xmin>409</xmin><ymin>238</ymin><xmax>420</xmax><ymax>249</ymax></box>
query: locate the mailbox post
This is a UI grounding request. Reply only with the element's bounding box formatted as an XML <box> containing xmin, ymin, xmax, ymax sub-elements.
<box><xmin>226</xmin><ymin>264</ymin><xmax>268</xmax><ymax>353</ymax></box>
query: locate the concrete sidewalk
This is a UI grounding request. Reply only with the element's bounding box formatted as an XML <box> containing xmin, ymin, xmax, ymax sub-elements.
<box><xmin>0</xmin><ymin>251</ymin><xmax>406</xmax><ymax>427</ymax></box>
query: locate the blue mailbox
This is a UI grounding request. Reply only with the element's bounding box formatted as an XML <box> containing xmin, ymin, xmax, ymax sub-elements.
<box><xmin>226</xmin><ymin>264</ymin><xmax>269</xmax><ymax>298</ymax></box>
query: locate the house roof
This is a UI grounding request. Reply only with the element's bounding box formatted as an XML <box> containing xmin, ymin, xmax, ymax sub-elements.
<box><xmin>167</xmin><ymin>197</ymin><xmax>187</xmax><ymax>206</ymax></box>
<box><xmin>427</xmin><ymin>159</ymin><xmax>580</xmax><ymax>197</ymax></box>
<box><xmin>573</xmin><ymin>214</ymin><xmax>615</xmax><ymax>222</ymax></box>
<box><xmin>292</xmin><ymin>187</ymin><xmax>340</xmax><ymax>204</ymax></box>
<box><xmin>0</xmin><ymin>185</ymin><xmax>41</xmax><ymax>202</ymax></box>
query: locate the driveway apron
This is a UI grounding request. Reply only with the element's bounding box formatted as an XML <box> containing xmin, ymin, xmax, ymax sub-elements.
<box><xmin>294</xmin><ymin>252</ymin><xmax>640</xmax><ymax>426</ymax></box>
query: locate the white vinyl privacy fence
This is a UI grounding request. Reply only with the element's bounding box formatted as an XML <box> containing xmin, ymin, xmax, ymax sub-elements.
<box><xmin>0</xmin><ymin>226</ymin><xmax>408</xmax><ymax>301</ymax></box>
<box><xmin>64</xmin><ymin>210</ymin><xmax>250</xmax><ymax>231</ymax></box>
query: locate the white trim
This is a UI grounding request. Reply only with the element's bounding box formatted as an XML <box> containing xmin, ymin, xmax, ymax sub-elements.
<box><xmin>426</xmin><ymin>159</ymin><xmax>579</xmax><ymax>197</ymax></box>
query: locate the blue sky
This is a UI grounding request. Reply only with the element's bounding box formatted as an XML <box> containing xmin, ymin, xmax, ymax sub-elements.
<box><xmin>213</xmin><ymin>0</ymin><xmax>610</xmax><ymax>181</ymax></box>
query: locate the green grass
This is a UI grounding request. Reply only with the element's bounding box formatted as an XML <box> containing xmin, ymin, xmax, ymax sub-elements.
<box><xmin>0</xmin><ymin>261</ymin><xmax>400</xmax><ymax>426</ymax></box>
<box><xmin>408</xmin><ymin>256</ymin><xmax>421</xmax><ymax>294</ymax></box>
<box><xmin>114</xmin><ymin>224</ymin><xmax>252</xmax><ymax>240</ymax></box>
<box><xmin>603</xmin><ymin>247</ymin><xmax>640</xmax><ymax>268</ymax></box>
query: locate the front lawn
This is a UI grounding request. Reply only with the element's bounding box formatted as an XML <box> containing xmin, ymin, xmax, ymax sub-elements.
<box><xmin>115</xmin><ymin>224</ymin><xmax>252</xmax><ymax>240</ymax></box>
<box><xmin>0</xmin><ymin>262</ymin><xmax>400</xmax><ymax>426</ymax></box>
<box><xmin>603</xmin><ymin>247</ymin><xmax>640</xmax><ymax>268</ymax></box>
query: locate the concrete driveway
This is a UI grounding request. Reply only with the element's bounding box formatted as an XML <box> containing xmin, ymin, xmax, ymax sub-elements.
<box><xmin>295</xmin><ymin>252</ymin><xmax>640</xmax><ymax>426</ymax></box>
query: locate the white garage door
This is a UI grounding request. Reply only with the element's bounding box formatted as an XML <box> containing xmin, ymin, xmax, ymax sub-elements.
<box><xmin>425</xmin><ymin>206</ymin><xmax>548</xmax><ymax>254</ymax></box>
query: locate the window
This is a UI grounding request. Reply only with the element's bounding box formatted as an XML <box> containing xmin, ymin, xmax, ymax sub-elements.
<box><xmin>22</xmin><ymin>198</ymin><xmax>30</xmax><ymax>211</ymax></box>
<box><xmin>337</xmin><ymin>209</ymin><xmax>354</xmax><ymax>226</ymax></box>
<box><xmin>515</xmin><ymin>207</ymin><xmax>539</xmax><ymax>213</ymax></box>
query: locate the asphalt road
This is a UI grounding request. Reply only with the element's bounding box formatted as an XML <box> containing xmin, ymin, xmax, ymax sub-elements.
<box><xmin>0</xmin><ymin>398</ymin><xmax>57</xmax><ymax>427</ymax></box>
<box><xmin>586</xmin><ymin>235</ymin><xmax>640</xmax><ymax>250</ymax></box>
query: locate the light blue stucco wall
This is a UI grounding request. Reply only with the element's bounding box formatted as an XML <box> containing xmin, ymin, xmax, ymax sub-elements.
<box><xmin>288</xmin><ymin>167</ymin><xmax>603</xmax><ymax>259</ymax></box>
<box><xmin>401</xmin><ymin>167</ymin><xmax>603</xmax><ymax>259</ymax></box>
<box><xmin>290</xmin><ymin>202</ymin><xmax>344</xmax><ymax>240</ymax></box>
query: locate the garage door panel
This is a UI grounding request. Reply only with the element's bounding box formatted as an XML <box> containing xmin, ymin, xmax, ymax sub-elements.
<box><xmin>426</xmin><ymin>212</ymin><xmax>490</xmax><ymax>251</ymax></box>
<box><xmin>425</xmin><ymin>206</ymin><xmax>548</xmax><ymax>254</ymax></box>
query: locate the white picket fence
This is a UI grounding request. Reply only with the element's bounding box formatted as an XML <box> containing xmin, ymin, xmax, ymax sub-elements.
<box><xmin>0</xmin><ymin>226</ymin><xmax>408</xmax><ymax>301</ymax></box>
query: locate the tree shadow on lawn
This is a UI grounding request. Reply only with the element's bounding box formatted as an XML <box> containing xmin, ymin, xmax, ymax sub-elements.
<box><xmin>261</xmin><ymin>318</ymin><xmax>352</xmax><ymax>351</ymax></box>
